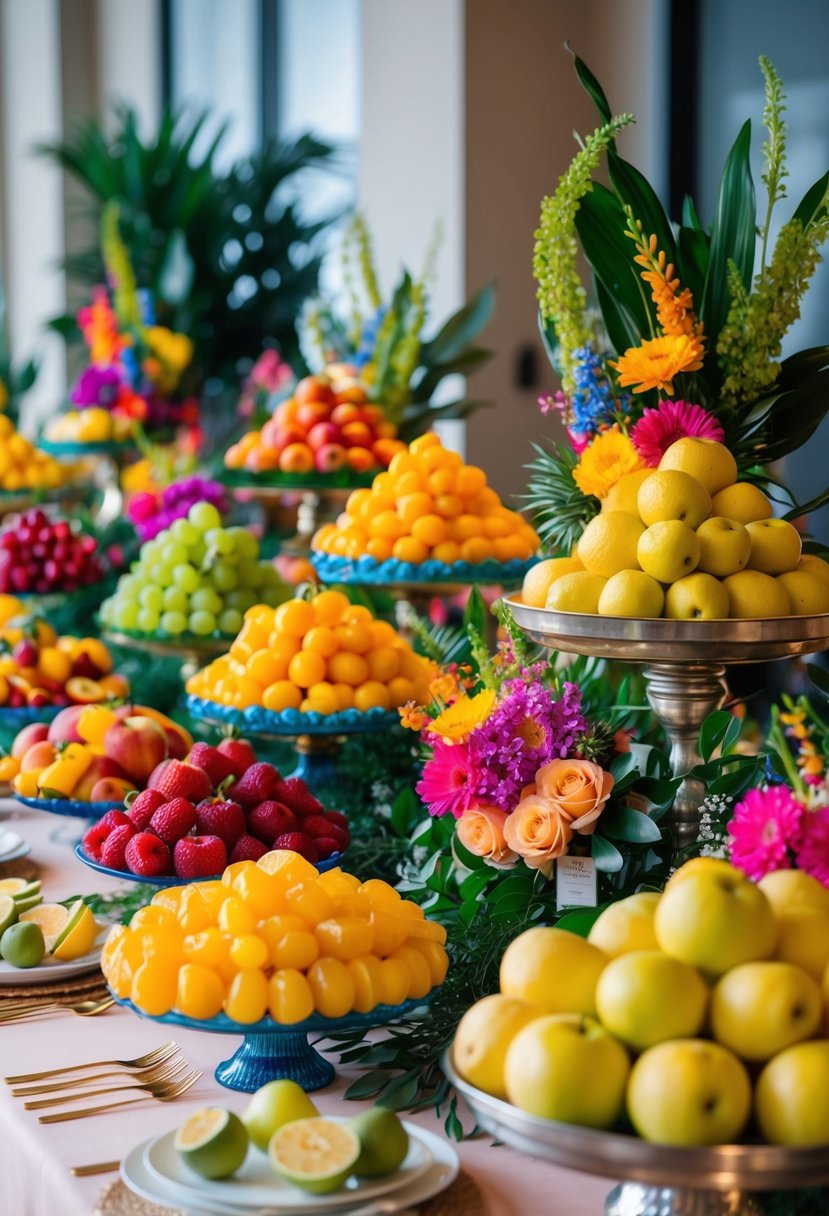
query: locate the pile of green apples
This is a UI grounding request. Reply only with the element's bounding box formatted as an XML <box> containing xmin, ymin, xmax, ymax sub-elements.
<box><xmin>453</xmin><ymin>858</ymin><xmax>829</xmax><ymax>1147</ymax></box>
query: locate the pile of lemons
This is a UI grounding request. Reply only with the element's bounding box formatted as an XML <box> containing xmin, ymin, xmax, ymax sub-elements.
<box><xmin>523</xmin><ymin>437</ymin><xmax>829</xmax><ymax>620</ymax></box>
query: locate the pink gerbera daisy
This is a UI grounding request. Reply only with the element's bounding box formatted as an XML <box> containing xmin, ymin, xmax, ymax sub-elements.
<box><xmin>727</xmin><ymin>785</ymin><xmax>804</xmax><ymax>881</ymax></box>
<box><xmin>794</xmin><ymin>808</ymin><xmax>829</xmax><ymax>888</ymax></box>
<box><xmin>416</xmin><ymin>738</ymin><xmax>484</xmax><ymax>819</ymax></box>
<box><xmin>630</xmin><ymin>399</ymin><xmax>725</xmax><ymax>467</ymax></box>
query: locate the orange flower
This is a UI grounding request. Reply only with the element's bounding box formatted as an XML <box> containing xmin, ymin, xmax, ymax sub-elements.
<box><xmin>535</xmin><ymin>757</ymin><xmax>614</xmax><ymax>834</ymax></box>
<box><xmin>611</xmin><ymin>334</ymin><xmax>704</xmax><ymax>396</ymax></box>
<box><xmin>456</xmin><ymin>804</ymin><xmax>518</xmax><ymax>866</ymax></box>
<box><xmin>399</xmin><ymin>702</ymin><xmax>428</xmax><ymax>732</ymax></box>
<box><xmin>503</xmin><ymin>794</ymin><xmax>574</xmax><ymax>876</ymax></box>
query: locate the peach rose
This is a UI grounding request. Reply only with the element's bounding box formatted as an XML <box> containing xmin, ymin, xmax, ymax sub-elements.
<box><xmin>535</xmin><ymin>758</ymin><xmax>614</xmax><ymax>835</ymax></box>
<box><xmin>456</xmin><ymin>804</ymin><xmax>518</xmax><ymax>866</ymax></box>
<box><xmin>503</xmin><ymin>794</ymin><xmax>574</xmax><ymax>876</ymax></box>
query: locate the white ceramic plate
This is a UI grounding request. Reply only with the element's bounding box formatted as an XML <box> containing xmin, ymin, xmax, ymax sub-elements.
<box><xmin>123</xmin><ymin>1124</ymin><xmax>459</xmax><ymax>1216</ymax></box>
<box><xmin>144</xmin><ymin>1119</ymin><xmax>431</xmax><ymax>1210</ymax></box>
<box><xmin>0</xmin><ymin>827</ymin><xmax>24</xmax><ymax>856</ymax></box>
<box><xmin>0</xmin><ymin>923</ymin><xmax>106</xmax><ymax>986</ymax></box>
<box><xmin>0</xmin><ymin>840</ymin><xmax>31</xmax><ymax>863</ymax></box>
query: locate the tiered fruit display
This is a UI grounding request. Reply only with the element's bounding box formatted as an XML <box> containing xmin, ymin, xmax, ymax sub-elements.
<box><xmin>8</xmin><ymin>703</ymin><xmax>192</xmax><ymax>801</ymax></box>
<box><xmin>453</xmin><ymin>859</ymin><xmax>829</xmax><ymax>1147</ymax></box>
<box><xmin>522</xmin><ymin>437</ymin><xmax>829</xmax><ymax>619</ymax></box>
<box><xmin>0</xmin><ymin>623</ymin><xmax>127</xmax><ymax>711</ymax></box>
<box><xmin>45</xmin><ymin>407</ymin><xmax>134</xmax><ymax>446</ymax></box>
<box><xmin>174</xmin><ymin>1082</ymin><xmax>409</xmax><ymax>1189</ymax></box>
<box><xmin>101</xmin><ymin>850</ymin><xmax>449</xmax><ymax>1023</ymax></box>
<box><xmin>81</xmin><ymin>747</ymin><xmax>350</xmax><ymax>878</ymax></box>
<box><xmin>186</xmin><ymin>592</ymin><xmax>437</xmax><ymax>715</ymax></box>
<box><xmin>225</xmin><ymin>370</ymin><xmax>405</xmax><ymax>477</ymax></box>
<box><xmin>98</xmin><ymin>502</ymin><xmax>289</xmax><ymax>639</ymax></box>
<box><xmin>0</xmin><ymin>415</ymin><xmax>68</xmax><ymax>492</ymax></box>
<box><xmin>311</xmin><ymin>432</ymin><xmax>539</xmax><ymax>567</ymax></box>
<box><xmin>0</xmin><ymin>509</ymin><xmax>104</xmax><ymax>596</ymax></box>
<box><xmin>0</xmin><ymin>879</ymin><xmax>98</xmax><ymax>968</ymax></box>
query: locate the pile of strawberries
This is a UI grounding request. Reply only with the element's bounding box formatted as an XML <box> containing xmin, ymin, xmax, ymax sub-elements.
<box><xmin>80</xmin><ymin>738</ymin><xmax>350</xmax><ymax>880</ymax></box>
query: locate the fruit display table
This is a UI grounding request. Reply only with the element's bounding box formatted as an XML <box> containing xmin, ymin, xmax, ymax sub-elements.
<box><xmin>0</xmin><ymin>800</ymin><xmax>610</xmax><ymax>1216</ymax></box>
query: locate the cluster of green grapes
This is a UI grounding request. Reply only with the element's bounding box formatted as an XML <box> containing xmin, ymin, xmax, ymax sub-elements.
<box><xmin>99</xmin><ymin>502</ymin><xmax>288</xmax><ymax>638</ymax></box>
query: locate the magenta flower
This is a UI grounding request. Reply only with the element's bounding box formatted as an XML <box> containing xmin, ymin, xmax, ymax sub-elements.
<box><xmin>630</xmin><ymin>399</ymin><xmax>725</xmax><ymax>467</ymax></box>
<box><xmin>727</xmin><ymin>785</ymin><xmax>805</xmax><ymax>881</ymax></box>
<box><xmin>71</xmin><ymin>366</ymin><xmax>122</xmax><ymax>408</ymax></box>
<box><xmin>794</xmin><ymin>808</ymin><xmax>829</xmax><ymax>888</ymax></box>
<box><xmin>416</xmin><ymin>737</ymin><xmax>483</xmax><ymax>819</ymax></box>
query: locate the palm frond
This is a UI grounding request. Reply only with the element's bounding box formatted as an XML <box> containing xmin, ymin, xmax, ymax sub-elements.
<box><xmin>523</xmin><ymin>441</ymin><xmax>598</xmax><ymax>554</ymax></box>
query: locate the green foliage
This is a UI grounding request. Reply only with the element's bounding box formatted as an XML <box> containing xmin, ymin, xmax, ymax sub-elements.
<box><xmin>38</xmin><ymin>105</ymin><xmax>338</xmax><ymax>397</ymax></box>
<box><xmin>0</xmin><ymin>284</ymin><xmax>37</xmax><ymax>424</ymax></box>
<box><xmin>523</xmin><ymin>441</ymin><xmax>599</xmax><ymax>554</ymax></box>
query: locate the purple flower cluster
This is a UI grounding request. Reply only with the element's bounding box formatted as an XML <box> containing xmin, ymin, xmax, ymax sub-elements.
<box><xmin>71</xmin><ymin>366</ymin><xmax>121</xmax><ymax>408</ymax></box>
<box><xmin>468</xmin><ymin>679</ymin><xmax>587</xmax><ymax>810</ymax></box>
<box><xmin>128</xmin><ymin>477</ymin><xmax>228</xmax><ymax>541</ymax></box>
<box><xmin>728</xmin><ymin>785</ymin><xmax>829</xmax><ymax>887</ymax></box>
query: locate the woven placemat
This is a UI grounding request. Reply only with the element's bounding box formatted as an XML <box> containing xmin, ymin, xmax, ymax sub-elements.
<box><xmin>0</xmin><ymin>857</ymin><xmax>38</xmax><ymax>881</ymax></box>
<box><xmin>96</xmin><ymin>1168</ymin><xmax>485</xmax><ymax>1216</ymax></box>
<box><xmin>0</xmin><ymin>967</ymin><xmax>105</xmax><ymax>1003</ymax></box>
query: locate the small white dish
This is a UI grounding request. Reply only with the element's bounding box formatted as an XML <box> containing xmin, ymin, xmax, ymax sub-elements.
<box><xmin>0</xmin><ymin>923</ymin><xmax>106</xmax><ymax>986</ymax></box>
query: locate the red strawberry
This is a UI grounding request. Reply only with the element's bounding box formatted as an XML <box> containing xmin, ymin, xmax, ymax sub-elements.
<box><xmin>96</xmin><ymin>809</ymin><xmax>133</xmax><ymax>832</ymax></box>
<box><xmin>186</xmin><ymin>742</ymin><xmax>237</xmax><ymax>789</ymax></box>
<box><xmin>99</xmin><ymin>822</ymin><xmax>136</xmax><ymax>870</ymax></box>
<box><xmin>173</xmin><ymin>834</ymin><xmax>227</xmax><ymax>880</ymax></box>
<box><xmin>247</xmin><ymin>800</ymin><xmax>297</xmax><ymax>845</ymax></box>
<box><xmin>272</xmin><ymin>777</ymin><xmax>323</xmax><ymax>817</ymax></box>
<box><xmin>229</xmin><ymin>833</ymin><xmax>269</xmax><ymax>863</ymax></box>
<box><xmin>148</xmin><ymin>758</ymin><xmax>212</xmax><ymax>803</ymax></box>
<box><xmin>323</xmin><ymin>809</ymin><xmax>349</xmax><ymax>834</ymax></box>
<box><xmin>195</xmin><ymin>800</ymin><xmax>246</xmax><ymax>849</ymax></box>
<box><xmin>227</xmin><ymin>762</ymin><xmax>283</xmax><ymax>808</ymax></box>
<box><xmin>314</xmin><ymin>836</ymin><xmax>343</xmax><ymax>861</ymax></box>
<box><xmin>81</xmin><ymin>821</ymin><xmax>113</xmax><ymax>862</ymax></box>
<box><xmin>125</xmin><ymin>831</ymin><xmax>171</xmax><ymax>877</ymax></box>
<box><xmin>216</xmin><ymin>736</ymin><xmax>257</xmax><ymax>779</ymax></box>
<box><xmin>273</xmin><ymin>831</ymin><xmax>319</xmax><ymax>863</ymax></box>
<box><xmin>126</xmin><ymin>788</ymin><xmax>167</xmax><ymax>830</ymax></box>
<box><xmin>149</xmin><ymin>797</ymin><xmax>197</xmax><ymax>845</ymax></box>
<box><xmin>302</xmin><ymin>815</ymin><xmax>349</xmax><ymax>853</ymax></box>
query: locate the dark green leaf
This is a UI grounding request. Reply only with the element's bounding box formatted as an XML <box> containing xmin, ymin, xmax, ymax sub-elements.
<box><xmin>600</xmin><ymin>806</ymin><xmax>663</xmax><ymax>843</ymax></box>
<box><xmin>345</xmin><ymin>1070</ymin><xmax>395</xmax><ymax>1100</ymax></box>
<box><xmin>681</xmin><ymin>195</ymin><xmax>705</xmax><ymax>231</ymax></box>
<box><xmin>607</xmin><ymin>155</ymin><xmax>676</xmax><ymax>270</ymax></box>
<box><xmin>571</xmin><ymin>52</ymin><xmax>612</xmax><ymax>124</ymax></box>
<box><xmin>591</xmin><ymin>834</ymin><xmax>624</xmax><ymax>872</ymax></box>
<box><xmin>677</xmin><ymin>224</ymin><xmax>710</xmax><ymax>308</ymax></box>
<box><xmin>577</xmin><ymin>184</ymin><xmax>651</xmax><ymax>344</ymax></box>
<box><xmin>610</xmin><ymin>751</ymin><xmax>639</xmax><ymax>782</ymax></box>
<box><xmin>792</xmin><ymin>171</ymin><xmax>829</xmax><ymax>229</ymax></box>
<box><xmin>555</xmin><ymin>903</ymin><xmax>607</xmax><ymax>937</ymax></box>
<box><xmin>700</xmin><ymin>120</ymin><xmax>756</xmax><ymax>348</ymax></box>
<box><xmin>419</xmin><ymin>283</ymin><xmax>495</xmax><ymax>368</ymax></box>
<box><xmin>699</xmin><ymin>710</ymin><xmax>734</xmax><ymax>762</ymax></box>
<box><xmin>807</xmin><ymin>663</ymin><xmax>829</xmax><ymax>698</ymax></box>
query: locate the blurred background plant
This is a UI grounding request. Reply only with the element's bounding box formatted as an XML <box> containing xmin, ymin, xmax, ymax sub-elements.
<box><xmin>0</xmin><ymin>284</ymin><xmax>38</xmax><ymax>426</ymax></box>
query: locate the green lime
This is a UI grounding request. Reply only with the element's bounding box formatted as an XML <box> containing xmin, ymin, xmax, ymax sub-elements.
<box><xmin>13</xmin><ymin>894</ymin><xmax>43</xmax><ymax>914</ymax></box>
<box><xmin>12</xmin><ymin>881</ymin><xmax>41</xmax><ymax>902</ymax></box>
<box><xmin>0</xmin><ymin>894</ymin><xmax>18</xmax><ymax>936</ymax></box>
<box><xmin>1</xmin><ymin>921</ymin><xmax>46</xmax><ymax>968</ymax></box>
<box><xmin>269</xmin><ymin>1117</ymin><xmax>360</xmax><ymax>1195</ymax></box>
<box><xmin>349</xmin><ymin>1107</ymin><xmax>409</xmax><ymax>1177</ymax></box>
<box><xmin>174</xmin><ymin>1107</ymin><xmax>249</xmax><ymax>1179</ymax></box>
<box><xmin>243</xmin><ymin>1079</ymin><xmax>318</xmax><ymax>1152</ymax></box>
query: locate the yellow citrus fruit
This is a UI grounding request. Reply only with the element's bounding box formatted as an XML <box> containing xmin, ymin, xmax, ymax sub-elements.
<box><xmin>587</xmin><ymin>892</ymin><xmax>661</xmax><ymax>956</ymax></box>
<box><xmin>710</xmin><ymin>482</ymin><xmax>772</xmax><ymax>524</ymax></box>
<box><xmin>637</xmin><ymin>470</ymin><xmax>712</xmax><ymax>529</ymax></box>
<box><xmin>521</xmin><ymin>557</ymin><xmax>584</xmax><ymax>607</ymax></box>
<box><xmin>601</xmin><ymin>468</ymin><xmax>652</xmax><ymax>516</ymax></box>
<box><xmin>50</xmin><ymin>901</ymin><xmax>98</xmax><ymax>960</ymax></box>
<box><xmin>758</xmin><ymin>869</ymin><xmax>829</xmax><ymax>916</ymax></box>
<box><xmin>453</xmin><ymin>994</ymin><xmax>542</xmax><ymax>1098</ymax></box>
<box><xmin>577</xmin><ymin>512</ymin><xmax>646</xmax><ymax>577</ymax></box>
<box><xmin>746</xmin><ymin>519</ymin><xmax>802</xmax><ymax>575</ymax></box>
<box><xmin>664</xmin><ymin>572</ymin><xmax>730</xmax><ymax>620</ymax></box>
<box><xmin>545</xmin><ymin>571</ymin><xmax>608</xmax><ymax>614</ymax></box>
<box><xmin>798</xmin><ymin>555</ymin><xmax>829</xmax><ymax>589</ymax></box>
<box><xmin>777</xmin><ymin>570</ymin><xmax>829</xmax><ymax>615</ymax></box>
<box><xmin>658</xmin><ymin>437</ymin><xmax>738</xmax><ymax>496</ymax></box>
<box><xmin>500</xmin><ymin>926</ymin><xmax>607</xmax><ymax>1016</ymax></box>
<box><xmin>695</xmin><ymin>518</ymin><xmax>751</xmax><ymax>578</ymax></box>
<box><xmin>774</xmin><ymin>908</ymin><xmax>829</xmax><ymax>981</ymax></box>
<box><xmin>598</xmin><ymin>570</ymin><xmax>664</xmax><ymax>618</ymax></box>
<box><xmin>637</xmin><ymin>521</ymin><xmax>700</xmax><ymax>584</ymax></box>
<box><xmin>722</xmin><ymin>570</ymin><xmax>791</xmax><ymax>618</ymax></box>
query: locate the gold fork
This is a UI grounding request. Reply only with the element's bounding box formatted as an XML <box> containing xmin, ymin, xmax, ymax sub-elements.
<box><xmin>23</xmin><ymin>1057</ymin><xmax>190</xmax><ymax>1109</ymax></box>
<box><xmin>38</xmin><ymin>1068</ymin><xmax>202</xmax><ymax>1122</ymax></box>
<box><xmin>11</xmin><ymin>1054</ymin><xmax>185</xmax><ymax>1098</ymax></box>
<box><xmin>0</xmin><ymin>996</ymin><xmax>114</xmax><ymax>1023</ymax></box>
<box><xmin>6</xmin><ymin>1040</ymin><xmax>178</xmax><ymax>1083</ymax></box>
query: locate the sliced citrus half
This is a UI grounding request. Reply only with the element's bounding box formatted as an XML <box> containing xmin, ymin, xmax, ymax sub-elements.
<box><xmin>0</xmin><ymin>893</ymin><xmax>17</xmax><ymax>936</ymax></box>
<box><xmin>174</xmin><ymin>1107</ymin><xmax>249</xmax><ymax>1179</ymax></box>
<box><xmin>269</xmin><ymin>1117</ymin><xmax>360</xmax><ymax>1194</ymax></box>
<box><xmin>51</xmin><ymin>900</ymin><xmax>98</xmax><ymax>960</ymax></box>
<box><xmin>0</xmin><ymin>877</ymin><xmax>39</xmax><ymax>898</ymax></box>
<box><xmin>19</xmin><ymin>902</ymin><xmax>72</xmax><ymax>949</ymax></box>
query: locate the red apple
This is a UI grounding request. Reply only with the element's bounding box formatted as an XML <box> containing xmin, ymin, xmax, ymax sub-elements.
<box><xmin>47</xmin><ymin>704</ymin><xmax>87</xmax><ymax>744</ymax></box>
<box><xmin>11</xmin><ymin>721</ymin><xmax>50</xmax><ymax>760</ymax></box>
<box><xmin>295</xmin><ymin>402</ymin><xmax>331</xmax><ymax>433</ymax></box>
<box><xmin>71</xmin><ymin>653</ymin><xmax>104</xmax><ymax>681</ymax></box>
<box><xmin>331</xmin><ymin>403</ymin><xmax>362</xmax><ymax>427</ymax></box>
<box><xmin>306</xmin><ymin>422</ymin><xmax>341</xmax><ymax>451</ymax></box>
<box><xmin>164</xmin><ymin>726</ymin><xmax>190</xmax><ymax>761</ymax></box>
<box><xmin>90</xmin><ymin>776</ymin><xmax>137</xmax><ymax>804</ymax></box>
<box><xmin>315</xmin><ymin>444</ymin><xmax>348</xmax><ymax>473</ymax></box>
<box><xmin>73</xmin><ymin>755</ymin><xmax>128</xmax><ymax>801</ymax></box>
<box><xmin>279</xmin><ymin>443</ymin><xmax>314</xmax><ymax>474</ymax></box>
<box><xmin>104</xmin><ymin>716</ymin><xmax>169</xmax><ymax>783</ymax></box>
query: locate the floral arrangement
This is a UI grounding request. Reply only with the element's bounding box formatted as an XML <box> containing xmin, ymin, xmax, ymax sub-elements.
<box><xmin>697</xmin><ymin>688</ymin><xmax>829</xmax><ymax>887</ymax></box>
<box><xmin>298</xmin><ymin>213</ymin><xmax>495</xmax><ymax>439</ymax></box>
<box><xmin>69</xmin><ymin>203</ymin><xmax>197</xmax><ymax>438</ymax></box>
<box><xmin>236</xmin><ymin>348</ymin><xmax>294</xmax><ymax>425</ymax></box>
<box><xmin>127</xmin><ymin>475</ymin><xmax>228</xmax><ymax>542</ymax></box>
<box><xmin>528</xmin><ymin>53</ymin><xmax>829</xmax><ymax>553</ymax></box>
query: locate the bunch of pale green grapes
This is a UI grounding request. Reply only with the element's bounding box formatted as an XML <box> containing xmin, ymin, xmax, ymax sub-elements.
<box><xmin>99</xmin><ymin>502</ymin><xmax>289</xmax><ymax>638</ymax></box>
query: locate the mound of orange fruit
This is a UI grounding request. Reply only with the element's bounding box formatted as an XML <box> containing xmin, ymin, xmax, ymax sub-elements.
<box><xmin>311</xmin><ymin>433</ymin><xmax>539</xmax><ymax>567</ymax></box>
<box><xmin>186</xmin><ymin>591</ymin><xmax>436</xmax><ymax>715</ymax></box>
<box><xmin>0</xmin><ymin>415</ymin><xmax>68</xmax><ymax>491</ymax></box>
<box><xmin>101</xmin><ymin>851</ymin><xmax>449</xmax><ymax>1022</ymax></box>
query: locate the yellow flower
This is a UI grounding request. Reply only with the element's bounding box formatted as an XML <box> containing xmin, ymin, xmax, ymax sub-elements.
<box><xmin>428</xmin><ymin>688</ymin><xmax>496</xmax><ymax>743</ymax></box>
<box><xmin>611</xmin><ymin>334</ymin><xmax>704</xmax><ymax>395</ymax></box>
<box><xmin>572</xmin><ymin>426</ymin><xmax>644</xmax><ymax>500</ymax></box>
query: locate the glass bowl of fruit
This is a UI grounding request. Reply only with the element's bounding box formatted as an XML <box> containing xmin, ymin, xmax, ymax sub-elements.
<box><xmin>103</xmin><ymin>851</ymin><xmax>448</xmax><ymax>1091</ymax></box>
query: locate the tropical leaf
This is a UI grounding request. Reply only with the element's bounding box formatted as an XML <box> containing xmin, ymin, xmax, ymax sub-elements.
<box><xmin>576</xmin><ymin>183</ymin><xmax>652</xmax><ymax>344</ymax></box>
<box><xmin>419</xmin><ymin>283</ymin><xmax>495</xmax><ymax>369</ymax></box>
<box><xmin>793</xmin><ymin>171</ymin><xmax>829</xmax><ymax>228</ymax></box>
<box><xmin>700</xmin><ymin>120</ymin><xmax>756</xmax><ymax>351</ymax></box>
<box><xmin>571</xmin><ymin>51</ymin><xmax>612</xmax><ymax>124</ymax></box>
<box><xmin>524</xmin><ymin>442</ymin><xmax>599</xmax><ymax>554</ymax></box>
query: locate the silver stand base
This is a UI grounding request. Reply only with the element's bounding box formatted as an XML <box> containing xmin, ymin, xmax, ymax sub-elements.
<box><xmin>607</xmin><ymin>1184</ymin><xmax>762</xmax><ymax>1215</ymax></box>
